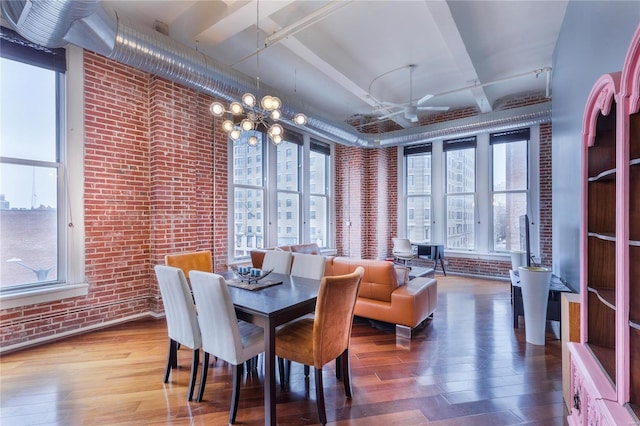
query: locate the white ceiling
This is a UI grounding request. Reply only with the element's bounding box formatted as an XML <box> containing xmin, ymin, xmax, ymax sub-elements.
<box><xmin>102</xmin><ymin>0</ymin><xmax>568</xmax><ymax>131</ymax></box>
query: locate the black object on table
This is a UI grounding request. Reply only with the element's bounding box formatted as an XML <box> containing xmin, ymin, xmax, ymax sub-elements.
<box><xmin>415</xmin><ymin>243</ymin><xmax>446</xmax><ymax>276</ymax></box>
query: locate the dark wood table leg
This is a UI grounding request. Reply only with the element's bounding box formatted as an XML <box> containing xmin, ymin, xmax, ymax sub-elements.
<box><xmin>264</xmin><ymin>322</ymin><xmax>277</xmax><ymax>426</ymax></box>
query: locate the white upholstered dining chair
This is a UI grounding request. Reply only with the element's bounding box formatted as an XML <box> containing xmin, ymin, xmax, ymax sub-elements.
<box><xmin>154</xmin><ymin>265</ymin><xmax>202</xmax><ymax>401</ymax></box>
<box><xmin>290</xmin><ymin>252</ymin><xmax>326</xmax><ymax>280</ymax></box>
<box><xmin>189</xmin><ymin>271</ymin><xmax>265</xmax><ymax>424</ymax></box>
<box><xmin>261</xmin><ymin>250</ymin><xmax>293</xmax><ymax>275</ymax></box>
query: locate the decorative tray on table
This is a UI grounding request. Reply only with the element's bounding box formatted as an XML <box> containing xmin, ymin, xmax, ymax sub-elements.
<box><xmin>230</xmin><ymin>266</ymin><xmax>274</xmax><ymax>284</ymax></box>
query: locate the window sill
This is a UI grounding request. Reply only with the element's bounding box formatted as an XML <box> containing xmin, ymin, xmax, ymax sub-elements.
<box><xmin>443</xmin><ymin>251</ymin><xmax>511</xmax><ymax>262</ymax></box>
<box><xmin>1</xmin><ymin>283</ymin><xmax>89</xmax><ymax>310</ymax></box>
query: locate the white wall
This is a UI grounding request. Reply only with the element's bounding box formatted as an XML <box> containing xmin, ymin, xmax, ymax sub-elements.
<box><xmin>551</xmin><ymin>2</ymin><xmax>639</xmax><ymax>290</ymax></box>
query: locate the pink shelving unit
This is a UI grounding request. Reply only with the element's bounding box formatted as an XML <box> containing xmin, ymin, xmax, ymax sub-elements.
<box><xmin>567</xmin><ymin>23</ymin><xmax>640</xmax><ymax>425</ymax></box>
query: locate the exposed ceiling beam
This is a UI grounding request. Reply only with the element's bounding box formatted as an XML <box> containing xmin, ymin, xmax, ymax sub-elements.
<box><xmin>425</xmin><ymin>1</ymin><xmax>492</xmax><ymax>113</ymax></box>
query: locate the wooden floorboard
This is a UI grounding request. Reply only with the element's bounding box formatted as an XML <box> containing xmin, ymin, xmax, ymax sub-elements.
<box><xmin>0</xmin><ymin>275</ymin><xmax>568</xmax><ymax>425</ymax></box>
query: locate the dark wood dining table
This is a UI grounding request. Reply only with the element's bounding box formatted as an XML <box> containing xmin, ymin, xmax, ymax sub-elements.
<box><xmin>219</xmin><ymin>271</ymin><xmax>320</xmax><ymax>426</ymax></box>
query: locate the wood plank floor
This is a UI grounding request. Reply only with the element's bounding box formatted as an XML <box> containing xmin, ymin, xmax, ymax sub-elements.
<box><xmin>0</xmin><ymin>275</ymin><xmax>568</xmax><ymax>425</ymax></box>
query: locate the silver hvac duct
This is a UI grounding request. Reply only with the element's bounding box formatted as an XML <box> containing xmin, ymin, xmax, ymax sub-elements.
<box><xmin>1</xmin><ymin>0</ymin><xmax>550</xmax><ymax>147</ymax></box>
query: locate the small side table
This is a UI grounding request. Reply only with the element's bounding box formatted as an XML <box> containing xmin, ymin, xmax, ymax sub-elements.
<box><xmin>415</xmin><ymin>243</ymin><xmax>446</xmax><ymax>276</ymax></box>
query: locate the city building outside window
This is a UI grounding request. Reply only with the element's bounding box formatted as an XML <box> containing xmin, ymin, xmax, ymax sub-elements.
<box><xmin>491</xmin><ymin>129</ymin><xmax>529</xmax><ymax>252</ymax></box>
<box><xmin>1</xmin><ymin>28</ymin><xmax>66</xmax><ymax>290</ymax></box>
<box><xmin>230</xmin><ymin>133</ymin><xmax>332</xmax><ymax>261</ymax></box>
<box><xmin>404</xmin><ymin>144</ymin><xmax>432</xmax><ymax>242</ymax></box>
<box><xmin>232</xmin><ymin>136</ymin><xmax>265</xmax><ymax>259</ymax></box>
<box><xmin>444</xmin><ymin>137</ymin><xmax>477</xmax><ymax>250</ymax></box>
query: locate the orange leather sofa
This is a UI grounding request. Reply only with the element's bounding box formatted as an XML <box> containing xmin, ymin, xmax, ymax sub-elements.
<box><xmin>250</xmin><ymin>245</ymin><xmax>437</xmax><ymax>338</ymax></box>
<box><xmin>325</xmin><ymin>257</ymin><xmax>437</xmax><ymax>339</ymax></box>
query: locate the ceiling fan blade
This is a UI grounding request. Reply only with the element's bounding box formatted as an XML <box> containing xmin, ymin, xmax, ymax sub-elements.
<box><xmin>416</xmin><ymin>93</ymin><xmax>434</xmax><ymax>105</ymax></box>
<box><xmin>417</xmin><ymin>106</ymin><xmax>450</xmax><ymax>111</ymax></box>
<box><xmin>377</xmin><ymin>109</ymin><xmax>404</xmax><ymax>120</ymax></box>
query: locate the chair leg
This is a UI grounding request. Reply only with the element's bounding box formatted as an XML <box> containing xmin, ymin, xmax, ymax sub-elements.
<box><xmin>229</xmin><ymin>363</ymin><xmax>243</xmax><ymax>424</ymax></box>
<box><xmin>187</xmin><ymin>348</ymin><xmax>199</xmax><ymax>401</ymax></box>
<box><xmin>304</xmin><ymin>364</ymin><xmax>310</xmax><ymax>378</ymax></box>
<box><xmin>278</xmin><ymin>357</ymin><xmax>286</xmax><ymax>389</ymax></box>
<box><xmin>335</xmin><ymin>356</ymin><xmax>342</xmax><ymax>380</ymax></box>
<box><xmin>197</xmin><ymin>352</ymin><xmax>210</xmax><ymax>402</ymax></box>
<box><xmin>314</xmin><ymin>367</ymin><xmax>327</xmax><ymax>425</ymax></box>
<box><xmin>164</xmin><ymin>339</ymin><xmax>177</xmax><ymax>383</ymax></box>
<box><xmin>340</xmin><ymin>349</ymin><xmax>353</xmax><ymax>399</ymax></box>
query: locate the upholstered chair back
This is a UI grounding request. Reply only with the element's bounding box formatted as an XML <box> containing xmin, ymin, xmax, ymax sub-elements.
<box><xmin>165</xmin><ymin>250</ymin><xmax>213</xmax><ymax>279</ymax></box>
<box><xmin>291</xmin><ymin>253</ymin><xmax>326</xmax><ymax>280</ymax></box>
<box><xmin>262</xmin><ymin>250</ymin><xmax>293</xmax><ymax>275</ymax></box>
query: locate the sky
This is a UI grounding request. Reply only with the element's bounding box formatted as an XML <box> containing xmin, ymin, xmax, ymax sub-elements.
<box><xmin>1</xmin><ymin>58</ymin><xmax>58</xmax><ymax>209</ymax></box>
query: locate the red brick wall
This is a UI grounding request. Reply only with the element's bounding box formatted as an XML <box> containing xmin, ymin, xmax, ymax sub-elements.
<box><xmin>539</xmin><ymin>122</ymin><xmax>553</xmax><ymax>267</ymax></box>
<box><xmin>0</xmin><ymin>52</ymin><xmax>228</xmax><ymax>349</ymax></box>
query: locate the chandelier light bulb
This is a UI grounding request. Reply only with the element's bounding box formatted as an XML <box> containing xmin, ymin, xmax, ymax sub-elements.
<box><xmin>230</xmin><ymin>102</ymin><xmax>243</xmax><ymax>115</ymax></box>
<box><xmin>270</xmin><ymin>123</ymin><xmax>283</xmax><ymax>137</ymax></box>
<box><xmin>248</xmin><ymin>135</ymin><xmax>259</xmax><ymax>146</ymax></box>
<box><xmin>271</xmin><ymin>134</ymin><xmax>283</xmax><ymax>145</ymax></box>
<box><xmin>270</xmin><ymin>109</ymin><xmax>281</xmax><ymax>120</ymax></box>
<box><xmin>271</xmin><ymin>97</ymin><xmax>281</xmax><ymax>110</ymax></box>
<box><xmin>230</xmin><ymin>128</ymin><xmax>242</xmax><ymax>141</ymax></box>
<box><xmin>241</xmin><ymin>119</ymin><xmax>254</xmax><ymax>131</ymax></box>
<box><xmin>222</xmin><ymin>119</ymin><xmax>235</xmax><ymax>132</ymax></box>
<box><xmin>210</xmin><ymin>101</ymin><xmax>225</xmax><ymax>116</ymax></box>
<box><xmin>261</xmin><ymin>95</ymin><xmax>274</xmax><ymax>111</ymax></box>
<box><xmin>293</xmin><ymin>113</ymin><xmax>308</xmax><ymax>125</ymax></box>
<box><xmin>242</xmin><ymin>93</ymin><xmax>256</xmax><ymax>107</ymax></box>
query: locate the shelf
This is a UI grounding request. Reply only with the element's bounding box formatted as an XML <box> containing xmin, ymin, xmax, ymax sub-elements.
<box><xmin>631</xmin><ymin>320</ymin><xmax>640</xmax><ymax>330</ymax></box>
<box><xmin>586</xmin><ymin>342</ymin><xmax>616</xmax><ymax>388</ymax></box>
<box><xmin>588</xmin><ymin>168</ymin><xmax>616</xmax><ymax>182</ymax></box>
<box><xmin>588</xmin><ymin>232</ymin><xmax>616</xmax><ymax>242</ymax></box>
<box><xmin>588</xmin><ymin>286</ymin><xmax>617</xmax><ymax>309</ymax></box>
<box><xmin>632</xmin><ymin>158</ymin><xmax>640</xmax><ymax>166</ymax></box>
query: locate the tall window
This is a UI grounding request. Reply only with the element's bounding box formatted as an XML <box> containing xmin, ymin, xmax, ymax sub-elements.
<box><xmin>1</xmin><ymin>27</ymin><xmax>66</xmax><ymax>290</ymax></box>
<box><xmin>231</xmin><ymin>134</ymin><xmax>332</xmax><ymax>260</ymax></box>
<box><xmin>444</xmin><ymin>137</ymin><xmax>476</xmax><ymax>250</ymax></box>
<box><xmin>309</xmin><ymin>140</ymin><xmax>330</xmax><ymax>248</ymax></box>
<box><xmin>232</xmin><ymin>135</ymin><xmax>264</xmax><ymax>258</ymax></box>
<box><xmin>404</xmin><ymin>144</ymin><xmax>432</xmax><ymax>242</ymax></box>
<box><xmin>276</xmin><ymin>137</ymin><xmax>301</xmax><ymax>245</ymax></box>
<box><xmin>491</xmin><ymin>129</ymin><xmax>529</xmax><ymax>252</ymax></box>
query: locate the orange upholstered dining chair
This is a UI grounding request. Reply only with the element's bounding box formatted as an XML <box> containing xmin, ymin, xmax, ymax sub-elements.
<box><xmin>165</xmin><ymin>250</ymin><xmax>213</xmax><ymax>279</ymax></box>
<box><xmin>275</xmin><ymin>266</ymin><xmax>364</xmax><ymax>425</ymax></box>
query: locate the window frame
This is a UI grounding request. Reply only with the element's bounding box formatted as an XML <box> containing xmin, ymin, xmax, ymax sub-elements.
<box><xmin>403</xmin><ymin>144</ymin><xmax>433</xmax><ymax>243</ymax></box>
<box><xmin>0</xmin><ymin>34</ymin><xmax>87</xmax><ymax>308</ymax></box>
<box><xmin>398</xmin><ymin>126</ymin><xmax>541</xmax><ymax>262</ymax></box>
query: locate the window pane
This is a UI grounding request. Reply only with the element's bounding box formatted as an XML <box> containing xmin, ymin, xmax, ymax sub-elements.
<box><xmin>1</xmin><ymin>58</ymin><xmax>57</xmax><ymax>162</ymax></box>
<box><xmin>277</xmin><ymin>193</ymin><xmax>299</xmax><ymax>245</ymax></box>
<box><xmin>493</xmin><ymin>140</ymin><xmax>527</xmax><ymax>191</ymax></box>
<box><xmin>446</xmin><ymin>195</ymin><xmax>475</xmax><ymax>250</ymax></box>
<box><xmin>406</xmin><ymin>153</ymin><xmax>431</xmax><ymax>195</ymax></box>
<box><xmin>493</xmin><ymin>192</ymin><xmax>527</xmax><ymax>252</ymax></box>
<box><xmin>310</xmin><ymin>150</ymin><xmax>328</xmax><ymax>195</ymax></box>
<box><xmin>1</xmin><ymin>164</ymin><xmax>58</xmax><ymax>287</ymax></box>
<box><xmin>233</xmin><ymin>187</ymin><xmax>264</xmax><ymax>258</ymax></box>
<box><xmin>233</xmin><ymin>136</ymin><xmax>263</xmax><ymax>186</ymax></box>
<box><xmin>310</xmin><ymin>195</ymin><xmax>327</xmax><ymax>248</ymax></box>
<box><xmin>407</xmin><ymin>195</ymin><xmax>431</xmax><ymax>242</ymax></box>
<box><xmin>446</xmin><ymin>148</ymin><xmax>475</xmax><ymax>193</ymax></box>
<box><xmin>277</xmin><ymin>141</ymin><xmax>299</xmax><ymax>191</ymax></box>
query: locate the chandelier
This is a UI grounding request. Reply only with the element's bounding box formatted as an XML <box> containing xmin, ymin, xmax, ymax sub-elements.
<box><xmin>209</xmin><ymin>94</ymin><xmax>307</xmax><ymax>146</ymax></box>
<box><xmin>209</xmin><ymin>0</ymin><xmax>307</xmax><ymax>146</ymax></box>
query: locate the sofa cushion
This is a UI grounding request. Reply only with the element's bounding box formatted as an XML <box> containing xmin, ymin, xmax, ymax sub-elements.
<box><xmin>329</xmin><ymin>257</ymin><xmax>398</xmax><ymax>302</ymax></box>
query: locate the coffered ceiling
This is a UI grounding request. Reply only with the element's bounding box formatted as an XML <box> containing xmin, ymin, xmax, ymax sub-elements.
<box><xmin>101</xmin><ymin>0</ymin><xmax>568</xmax><ymax>130</ymax></box>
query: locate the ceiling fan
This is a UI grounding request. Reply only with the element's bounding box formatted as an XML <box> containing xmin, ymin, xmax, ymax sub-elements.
<box><xmin>375</xmin><ymin>65</ymin><xmax>449</xmax><ymax>123</ymax></box>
